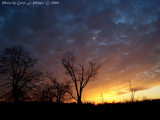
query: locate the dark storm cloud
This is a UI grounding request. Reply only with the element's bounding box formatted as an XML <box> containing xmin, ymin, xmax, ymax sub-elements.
<box><xmin>0</xmin><ymin>0</ymin><xmax>160</xmax><ymax>93</ymax></box>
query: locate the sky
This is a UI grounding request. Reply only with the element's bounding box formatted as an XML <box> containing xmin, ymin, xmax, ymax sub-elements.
<box><xmin>0</xmin><ymin>0</ymin><xmax>160</xmax><ymax>103</ymax></box>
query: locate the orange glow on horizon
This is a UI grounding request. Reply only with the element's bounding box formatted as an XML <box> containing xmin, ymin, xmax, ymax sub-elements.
<box><xmin>82</xmin><ymin>85</ymin><xmax>160</xmax><ymax>104</ymax></box>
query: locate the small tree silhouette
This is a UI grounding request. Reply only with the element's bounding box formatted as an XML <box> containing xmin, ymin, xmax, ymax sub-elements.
<box><xmin>129</xmin><ymin>79</ymin><xmax>135</xmax><ymax>103</ymax></box>
<box><xmin>101</xmin><ymin>92</ymin><xmax>104</xmax><ymax>104</ymax></box>
<box><xmin>61</xmin><ymin>51</ymin><xmax>100</xmax><ymax>104</ymax></box>
<box><xmin>0</xmin><ymin>46</ymin><xmax>41</xmax><ymax>102</ymax></box>
<box><xmin>41</xmin><ymin>83</ymin><xmax>54</xmax><ymax>102</ymax></box>
<box><xmin>47</xmin><ymin>73</ymin><xmax>71</xmax><ymax>103</ymax></box>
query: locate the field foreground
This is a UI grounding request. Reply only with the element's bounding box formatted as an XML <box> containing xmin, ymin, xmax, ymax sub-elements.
<box><xmin>0</xmin><ymin>99</ymin><xmax>160</xmax><ymax>114</ymax></box>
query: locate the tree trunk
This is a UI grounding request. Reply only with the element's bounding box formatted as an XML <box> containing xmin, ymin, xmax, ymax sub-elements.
<box><xmin>13</xmin><ymin>87</ymin><xmax>20</xmax><ymax>102</ymax></box>
<box><xmin>77</xmin><ymin>96</ymin><xmax>82</xmax><ymax>104</ymax></box>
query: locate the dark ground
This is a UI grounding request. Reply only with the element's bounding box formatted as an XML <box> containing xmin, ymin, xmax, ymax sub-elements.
<box><xmin>0</xmin><ymin>99</ymin><xmax>159</xmax><ymax>117</ymax></box>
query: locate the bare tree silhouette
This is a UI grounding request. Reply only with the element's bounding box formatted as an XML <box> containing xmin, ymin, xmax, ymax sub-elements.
<box><xmin>47</xmin><ymin>73</ymin><xmax>71</xmax><ymax>103</ymax></box>
<box><xmin>61</xmin><ymin>51</ymin><xmax>100</xmax><ymax>104</ymax></box>
<box><xmin>0</xmin><ymin>46</ymin><xmax>41</xmax><ymax>102</ymax></box>
<box><xmin>41</xmin><ymin>83</ymin><xmax>54</xmax><ymax>102</ymax></box>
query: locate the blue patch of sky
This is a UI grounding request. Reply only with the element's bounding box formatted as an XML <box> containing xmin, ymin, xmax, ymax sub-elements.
<box><xmin>93</xmin><ymin>29</ymin><xmax>101</xmax><ymax>35</ymax></box>
<box><xmin>98</xmin><ymin>41</ymin><xmax>107</xmax><ymax>46</ymax></box>
<box><xmin>23</xmin><ymin>27</ymin><xmax>34</xmax><ymax>35</ymax></box>
<box><xmin>114</xmin><ymin>10</ymin><xmax>134</xmax><ymax>24</ymax></box>
<box><xmin>0</xmin><ymin>17</ymin><xmax>5</xmax><ymax>29</ymax></box>
<box><xmin>114</xmin><ymin>15</ymin><xmax>127</xmax><ymax>24</ymax></box>
<box><xmin>66</xmin><ymin>39</ymin><xmax>74</xmax><ymax>44</ymax></box>
<box><xmin>98</xmin><ymin>39</ymin><xmax>128</xmax><ymax>46</ymax></box>
<box><xmin>142</xmin><ymin>16</ymin><xmax>157</xmax><ymax>24</ymax></box>
<box><xmin>5</xmin><ymin>8</ymin><xmax>15</xmax><ymax>21</ymax></box>
<box><xmin>59</xmin><ymin>13</ymin><xmax>73</xmax><ymax>22</ymax></box>
<box><xmin>104</xmin><ymin>0</ymin><xmax>119</xmax><ymax>4</ymax></box>
<box><xmin>120</xmin><ymin>34</ymin><xmax>128</xmax><ymax>38</ymax></box>
<box><xmin>91</xmin><ymin>29</ymin><xmax>101</xmax><ymax>41</ymax></box>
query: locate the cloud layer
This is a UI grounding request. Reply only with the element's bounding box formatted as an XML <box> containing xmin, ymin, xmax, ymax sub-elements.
<box><xmin>0</xmin><ymin>0</ymin><xmax>160</xmax><ymax>100</ymax></box>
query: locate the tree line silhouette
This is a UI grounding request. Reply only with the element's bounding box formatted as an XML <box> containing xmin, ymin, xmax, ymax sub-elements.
<box><xmin>0</xmin><ymin>46</ymin><xmax>100</xmax><ymax>104</ymax></box>
<box><xmin>0</xmin><ymin>46</ymin><xmax>160</xmax><ymax>114</ymax></box>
